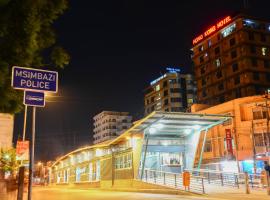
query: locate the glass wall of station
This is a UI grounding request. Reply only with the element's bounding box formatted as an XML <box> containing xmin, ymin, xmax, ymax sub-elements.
<box><xmin>139</xmin><ymin>129</ymin><xmax>201</xmax><ymax>176</ymax></box>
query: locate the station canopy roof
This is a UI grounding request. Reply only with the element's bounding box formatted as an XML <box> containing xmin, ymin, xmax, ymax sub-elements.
<box><xmin>109</xmin><ymin>111</ymin><xmax>232</xmax><ymax>144</ymax></box>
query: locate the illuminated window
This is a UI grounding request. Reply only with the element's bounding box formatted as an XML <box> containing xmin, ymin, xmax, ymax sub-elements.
<box><xmin>155</xmin><ymin>84</ymin><xmax>160</xmax><ymax>91</ymax></box>
<box><xmin>115</xmin><ymin>154</ymin><xmax>132</xmax><ymax>169</ymax></box>
<box><xmin>262</xmin><ymin>47</ymin><xmax>269</xmax><ymax>56</ymax></box>
<box><xmin>208</xmin><ymin>40</ymin><xmax>212</xmax><ymax>47</ymax></box>
<box><xmin>199</xmin><ymin>45</ymin><xmax>204</xmax><ymax>52</ymax></box>
<box><xmin>187</xmin><ymin>98</ymin><xmax>193</xmax><ymax>104</ymax></box>
<box><xmin>268</xmin><ymin>25</ymin><xmax>270</xmax><ymax>31</ymax></box>
<box><xmin>215</xmin><ymin>58</ymin><xmax>221</xmax><ymax>67</ymax></box>
<box><xmin>243</xmin><ymin>19</ymin><xmax>260</xmax><ymax>29</ymax></box>
<box><xmin>221</xmin><ymin>23</ymin><xmax>236</xmax><ymax>38</ymax></box>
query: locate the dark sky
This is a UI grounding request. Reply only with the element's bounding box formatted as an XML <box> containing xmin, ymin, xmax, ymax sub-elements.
<box><xmin>14</xmin><ymin>0</ymin><xmax>270</xmax><ymax>161</ymax></box>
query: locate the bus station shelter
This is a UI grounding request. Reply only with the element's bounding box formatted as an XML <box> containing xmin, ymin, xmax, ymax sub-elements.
<box><xmin>51</xmin><ymin>111</ymin><xmax>232</xmax><ymax>187</ymax></box>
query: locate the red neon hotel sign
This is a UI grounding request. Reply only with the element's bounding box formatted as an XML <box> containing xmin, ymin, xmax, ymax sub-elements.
<box><xmin>192</xmin><ymin>16</ymin><xmax>232</xmax><ymax>45</ymax></box>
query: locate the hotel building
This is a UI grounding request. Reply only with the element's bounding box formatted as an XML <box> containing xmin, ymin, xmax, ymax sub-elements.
<box><xmin>192</xmin><ymin>14</ymin><xmax>270</xmax><ymax>105</ymax></box>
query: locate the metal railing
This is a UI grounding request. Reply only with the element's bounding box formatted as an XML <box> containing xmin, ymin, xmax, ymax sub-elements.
<box><xmin>139</xmin><ymin>169</ymin><xmax>205</xmax><ymax>194</ymax></box>
<box><xmin>139</xmin><ymin>168</ymin><xmax>269</xmax><ymax>194</ymax></box>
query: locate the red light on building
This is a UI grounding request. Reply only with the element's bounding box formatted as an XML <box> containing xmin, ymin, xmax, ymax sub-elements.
<box><xmin>192</xmin><ymin>34</ymin><xmax>204</xmax><ymax>45</ymax></box>
<box><xmin>192</xmin><ymin>16</ymin><xmax>232</xmax><ymax>45</ymax></box>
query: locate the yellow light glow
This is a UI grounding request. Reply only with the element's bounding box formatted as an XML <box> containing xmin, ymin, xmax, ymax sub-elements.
<box><xmin>95</xmin><ymin>149</ymin><xmax>102</xmax><ymax>157</ymax></box>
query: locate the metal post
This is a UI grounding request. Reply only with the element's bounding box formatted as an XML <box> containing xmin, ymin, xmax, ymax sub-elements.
<box><xmin>251</xmin><ymin>117</ymin><xmax>257</xmax><ymax>174</ymax></box>
<box><xmin>198</xmin><ymin>129</ymin><xmax>208</xmax><ymax>170</ymax></box>
<box><xmin>28</xmin><ymin>106</ymin><xmax>36</xmax><ymax>200</ymax></box>
<box><xmin>17</xmin><ymin>105</ymin><xmax>28</xmax><ymax>200</ymax></box>
<box><xmin>140</xmin><ymin>133</ymin><xmax>149</xmax><ymax>180</ymax></box>
<box><xmin>111</xmin><ymin>150</ymin><xmax>114</xmax><ymax>187</ymax></box>
<box><xmin>23</xmin><ymin>105</ymin><xmax>28</xmax><ymax>141</ymax></box>
<box><xmin>266</xmin><ymin>171</ymin><xmax>270</xmax><ymax>195</ymax></box>
<box><xmin>17</xmin><ymin>166</ymin><xmax>25</xmax><ymax>200</ymax></box>
<box><xmin>235</xmin><ymin>174</ymin><xmax>239</xmax><ymax>189</ymax></box>
<box><xmin>244</xmin><ymin>172</ymin><xmax>250</xmax><ymax>194</ymax></box>
<box><xmin>174</xmin><ymin>174</ymin><xmax>177</xmax><ymax>187</ymax></box>
<box><xmin>220</xmin><ymin>173</ymin><xmax>224</xmax><ymax>186</ymax></box>
<box><xmin>163</xmin><ymin>172</ymin><xmax>166</xmax><ymax>185</ymax></box>
<box><xmin>202</xmin><ymin>177</ymin><xmax>205</xmax><ymax>194</ymax></box>
<box><xmin>265</xmin><ymin>97</ymin><xmax>270</xmax><ymax>164</ymax></box>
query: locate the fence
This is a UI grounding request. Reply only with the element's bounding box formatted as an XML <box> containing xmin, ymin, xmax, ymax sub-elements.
<box><xmin>139</xmin><ymin>169</ymin><xmax>205</xmax><ymax>194</ymax></box>
<box><xmin>139</xmin><ymin>168</ymin><xmax>269</xmax><ymax>194</ymax></box>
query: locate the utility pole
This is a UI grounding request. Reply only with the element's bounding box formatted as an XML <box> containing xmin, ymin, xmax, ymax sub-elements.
<box><xmin>256</xmin><ymin>92</ymin><xmax>270</xmax><ymax>162</ymax></box>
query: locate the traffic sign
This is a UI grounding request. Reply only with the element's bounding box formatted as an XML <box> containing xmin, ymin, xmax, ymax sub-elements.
<box><xmin>24</xmin><ymin>91</ymin><xmax>45</xmax><ymax>107</ymax></box>
<box><xmin>12</xmin><ymin>66</ymin><xmax>58</xmax><ymax>92</ymax></box>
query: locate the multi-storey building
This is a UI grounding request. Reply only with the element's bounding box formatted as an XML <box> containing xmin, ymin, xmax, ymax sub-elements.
<box><xmin>144</xmin><ymin>69</ymin><xmax>196</xmax><ymax>115</ymax></box>
<box><xmin>192</xmin><ymin>14</ymin><xmax>270</xmax><ymax>105</ymax></box>
<box><xmin>192</xmin><ymin>95</ymin><xmax>270</xmax><ymax>173</ymax></box>
<box><xmin>93</xmin><ymin>111</ymin><xmax>132</xmax><ymax>144</ymax></box>
<box><xmin>0</xmin><ymin>113</ymin><xmax>14</xmax><ymax>149</ymax></box>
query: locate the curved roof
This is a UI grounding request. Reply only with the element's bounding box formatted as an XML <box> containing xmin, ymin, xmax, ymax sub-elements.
<box><xmin>51</xmin><ymin>111</ymin><xmax>231</xmax><ymax>167</ymax></box>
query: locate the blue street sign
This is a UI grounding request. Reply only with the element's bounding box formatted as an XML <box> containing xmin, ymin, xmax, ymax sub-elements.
<box><xmin>24</xmin><ymin>91</ymin><xmax>45</xmax><ymax>107</ymax></box>
<box><xmin>12</xmin><ymin>66</ymin><xmax>58</xmax><ymax>93</ymax></box>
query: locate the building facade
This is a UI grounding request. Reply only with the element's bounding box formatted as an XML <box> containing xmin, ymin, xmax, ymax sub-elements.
<box><xmin>192</xmin><ymin>96</ymin><xmax>270</xmax><ymax>173</ymax></box>
<box><xmin>192</xmin><ymin>14</ymin><xmax>270</xmax><ymax>105</ymax></box>
<box><xmin>0</xmin><ymin>113</ymin><xmax>14</xmax><ymax>149</ymax></box>
<box><xmin>144</xmin><ymin>71</ymin><xmax>196</xmax><ymax>115</ymax></box>
<box><xmin>93</xmin><ymin>111</ymin><xmax>132</xmax><ymax>144</ymax></box>
<box><xmin>51</xmin><ymin>112</ymin><xmax>229</xmax><ymax>190</ymax></box>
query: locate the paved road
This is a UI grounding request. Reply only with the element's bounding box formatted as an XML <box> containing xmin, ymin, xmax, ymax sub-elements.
<box><xmin>30</xmin><ymin>187</ymin><xmax>211</xmax><ymax>200</ymax></box>
<box><xmin>29</xmin><ymin>187</ymin><xmax>270</xmax><ymax>200</ymax></box>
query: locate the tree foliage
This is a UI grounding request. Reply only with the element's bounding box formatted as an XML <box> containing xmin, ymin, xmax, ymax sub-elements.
<box><xmin>0</xmin><ymin>148</ymin><xmax>18</xmax><ymax>173</ymax></box>
<box><xmin>0</xmin><ymin>0</ymin><xmax>70</xmax><ymax>113</ymax></box>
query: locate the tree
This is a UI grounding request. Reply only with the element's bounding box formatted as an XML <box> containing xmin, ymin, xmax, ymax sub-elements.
<box><xmin>0</xmin><ymin>0</ymin><xmax>70</xmax><ymax>113</ymax></box>
<box><xmin>0</xmin><ymin>148</ymin><xmax>18</xmax><ymax>175</ymax></box>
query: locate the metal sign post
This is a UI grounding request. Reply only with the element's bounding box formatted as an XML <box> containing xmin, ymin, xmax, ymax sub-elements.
<box><xmin>28</xmin><ymin>107</ymin><xmax>36</xmax><ymax>200</ymax></box>
<box><xmin>11</xmin><ymin>66</ymin><xmax>58</xmax><ymax>200</ymax></box>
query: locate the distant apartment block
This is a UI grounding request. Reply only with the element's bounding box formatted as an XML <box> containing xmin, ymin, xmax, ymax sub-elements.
<box><xmin>93</xmin><ymin>111</ymin><xmax>132</xmax><ymax>144</ymax></box>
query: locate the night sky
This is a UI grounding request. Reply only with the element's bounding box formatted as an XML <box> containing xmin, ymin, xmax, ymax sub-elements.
<box><xmin>13</xmin><ymin>0</ymin><xmax>270</xmax><ymax>161</ymax></box>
